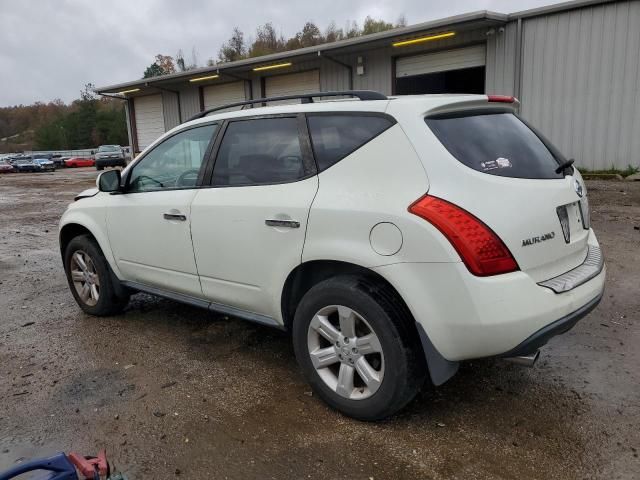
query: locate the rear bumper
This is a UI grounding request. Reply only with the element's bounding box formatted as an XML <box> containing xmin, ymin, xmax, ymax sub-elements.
<box><xmin>499</xmin><ymin>289</ymin><xmax>602</xmax><ymax>357</ymax></box>
<box><xmin>374</xmin><ymin>231</ymin><xmax>606</xmax><ymax>363</ymax></box>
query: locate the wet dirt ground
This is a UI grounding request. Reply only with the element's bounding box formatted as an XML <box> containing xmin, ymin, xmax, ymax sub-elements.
<box><xmin>0</xmin><ymin>168</ymin><xmax>638</xmax><ymax>479</ymax></box>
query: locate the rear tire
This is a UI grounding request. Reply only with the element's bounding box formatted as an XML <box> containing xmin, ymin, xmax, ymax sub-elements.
<box><xmin>292</xmin><ymin>275</ymin><xmax>426</xmax><ymax>420</ymax></box>
<box><xmin>64</xmin><ymin>234</ymin><xmax>129</xmax><ymax>316</ymax></box>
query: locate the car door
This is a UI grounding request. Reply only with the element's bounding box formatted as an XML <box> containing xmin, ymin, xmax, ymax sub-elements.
<box><xmin>106</xmin><ymin>123</ymin><xmax>218</xmax><ymax>297</ymax></box>
<box><xmin>190</xmin><ymin>115</ymin><xmax>318</xmax><ymax>322</ymax></box>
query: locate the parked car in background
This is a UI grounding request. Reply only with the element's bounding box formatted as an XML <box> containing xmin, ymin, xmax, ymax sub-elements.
<box><xmin>64</xmin><ymin>157</ymin><xmax>95</xmax><ymax>168</ymax></box>
<box><xmin>33</xmin><ymin>157</ymin><xmax>56</xmax><ymax>171</ymax></box>
<box><xmin>0</xmin><ymin>160</ymin><xmax>14</xmax><ymax>173</ymax></box>
<box><xmin>94</xmin><ymin>145</ymin><xmax>126</xmax><ymax>170</ymax></box>
<box><xmin>11</xmin><ymin>157</ymin><xmax>41</xmax><ymax>172</ymax></box>
<box><xmin>51</xmin><ymin>155</ymin><xmax>65</xmax><ymax>167</ymax></box>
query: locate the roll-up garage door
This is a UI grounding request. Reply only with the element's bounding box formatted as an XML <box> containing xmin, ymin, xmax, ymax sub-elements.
<box><xmin>265</xmin><ymin>70</ymin><xmax>320</xmax><ymax>100</ymax></box>
<box><xmin>203</xmin><ymin>81</ymin><xmax>246</xmax><ymax>110</ymax></box>
<box><xmin>133</xmin><ymin>94</ymin><xmax>164</xmax><ymax>151</ymax></box>
<box><xmin>396</xmin><ymin>44</ymin><xmax>486</xmax><ymax>78</ymax></box>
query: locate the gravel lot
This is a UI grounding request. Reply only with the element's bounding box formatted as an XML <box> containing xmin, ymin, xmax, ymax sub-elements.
<box><xmin>0</xmin><ymin>168</ymin><xmax>638</xmax><ymax>479</ymax></box>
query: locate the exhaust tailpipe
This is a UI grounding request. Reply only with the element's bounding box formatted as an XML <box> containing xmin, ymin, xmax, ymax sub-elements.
<box><xmin>503</xmin><ymin>350</ymin><xmax>540</xmax><ymax>367</ymax></box>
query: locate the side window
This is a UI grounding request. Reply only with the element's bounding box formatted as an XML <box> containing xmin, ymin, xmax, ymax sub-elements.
<box><xmin>212</xmin><ymin>117</ymin><xmax>305</xmax><ymax>186</ymax></box>
<box><xmin>128</xmin><ymin>124</ymin><xmax>217</xmax><ymax>192</ymax></box>
<box><xmin>307</xmin><ymin>114</ymin><xmax>394</xmax><ymax>171</ymax></box>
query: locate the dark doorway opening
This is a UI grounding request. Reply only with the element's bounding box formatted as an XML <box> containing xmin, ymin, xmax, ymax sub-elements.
<box><xmin>395</xmin><ymin>66</ymin><xmax>485</xmax><ymax>95</ymax></box>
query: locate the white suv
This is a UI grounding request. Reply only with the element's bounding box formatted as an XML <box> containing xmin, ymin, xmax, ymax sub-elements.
<box><xmin>59</xmin><ymin>91</ymin><xmax>605</xmax><ymax>420</ymax></box>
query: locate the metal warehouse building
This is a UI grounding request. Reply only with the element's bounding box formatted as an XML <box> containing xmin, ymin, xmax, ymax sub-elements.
<box><xmin>97</xmin><ymin>0</ymin><xmax>640</xmax><ymax>170</ymax></box>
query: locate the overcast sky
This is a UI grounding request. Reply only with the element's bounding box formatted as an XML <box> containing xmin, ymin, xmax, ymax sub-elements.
<box><xmin>0</xmin><ymin>0</ymin><xmax>559</xmax><ymax>106</ymax></box>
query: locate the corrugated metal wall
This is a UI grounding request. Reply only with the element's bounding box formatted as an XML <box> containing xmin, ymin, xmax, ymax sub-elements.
<box><xmin>486</xmin><ymin>21</ymin><xmax>518</xmax><ymax>95</ymax></box>
<box><xmin>162</xmin><ymin>91</ymin><xmax>181</xmax><ymax>130</ymax></box>
<box><xmin>179</xmin><ymin>87</ymin><xmax>201</xmax><ymax>120</ymax></box>
<box><xmin>519</xmin><ymin>0</ymin><xmax>640</xmax><ymax>169</ymax></box>
<box><xmin>334</xmin><ymin>27</ymin><xmax>489</xmax><ymax>94</ymax></box>
<box><xmin>246</xmin><ymin>28</ymin><xmax>490</xmax><ymax>99</ymax></box>
<box><xmin>157</xmin><ymin>27</ymin><xmax>488</xmax><ymax>126</ymax></box>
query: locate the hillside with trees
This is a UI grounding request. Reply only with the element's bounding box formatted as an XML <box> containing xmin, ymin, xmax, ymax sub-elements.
<box><xmin>0</xmin><ymin>84</ymin><xmax>128</xmax><ymax>153</ymax></box>
<box><xmin>0</xmin><ymin>84</ymin><xmax>129</xmax><ymax>153</ymax></box>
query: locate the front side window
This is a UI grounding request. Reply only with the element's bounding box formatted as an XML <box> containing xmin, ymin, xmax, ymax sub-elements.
<box><xmin>128</xmin><ymin>124</ymin><xmax>217</xmax><ymax>192</ymax></box>
<box><xmin>212</xmin><ymin>117</ymin><xmax>305</xmax><ymax>186</ymax></box>
<box><xmin>307</xmin><ymin>114</ymin><xmax>394</xmax><ymax>172</ymax></box>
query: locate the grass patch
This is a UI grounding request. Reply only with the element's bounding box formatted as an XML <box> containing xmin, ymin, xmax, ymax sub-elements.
<box><xmin>577</xmin><ymin>165</ymin><xmax>639</xmax><ymax>178</ymax></box>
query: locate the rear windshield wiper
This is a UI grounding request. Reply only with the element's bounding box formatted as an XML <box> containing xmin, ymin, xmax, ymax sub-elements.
<box><xmin>555</xmin><ymin>158</ymin><xmax>575</xmax><ymax>175</ymax></box>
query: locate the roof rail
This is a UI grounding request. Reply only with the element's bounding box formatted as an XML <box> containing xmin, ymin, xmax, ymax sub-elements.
<box><xmin>186</xmin><ymin>90</ymin><xmax>388</xmax><ymax>122</ymax></box>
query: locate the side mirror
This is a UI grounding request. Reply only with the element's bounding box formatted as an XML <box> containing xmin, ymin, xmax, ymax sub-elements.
<box><xmin>97</xmin><ymin>169</ymin><xmax>121</xmax><ymax>192</ymax></box>
<box><xmin>90</xmin><ymin>150</ymin><xmax>95</xmax><ymax>155</ymax></box>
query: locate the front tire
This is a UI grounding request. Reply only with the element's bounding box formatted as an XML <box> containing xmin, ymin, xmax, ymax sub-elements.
<box><xmin>292</xmin><ymin>275</ymin><xmax>426</xmax><ymax>420</ymax></box>
<box><xmin>64</xmin><ymin>234</ymin><xmax>129</xmax><ymax>316</ymax></box>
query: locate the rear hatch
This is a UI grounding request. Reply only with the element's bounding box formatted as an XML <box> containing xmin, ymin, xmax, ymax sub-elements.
<box><xmin>404</xmin><ymin>96</ymin><xmax>590</xmax><ymax>282</ymax></box>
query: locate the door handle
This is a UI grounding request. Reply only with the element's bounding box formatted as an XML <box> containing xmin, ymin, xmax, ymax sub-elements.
<box><xmin>163</xmin><ymin>212</ymin><xmax>187</xmax><ymax>221</ymax></box>
<box><xmin>265</xmin><ymin>219</ymin><xmax>300</xmax><ymax>228</ymax></box>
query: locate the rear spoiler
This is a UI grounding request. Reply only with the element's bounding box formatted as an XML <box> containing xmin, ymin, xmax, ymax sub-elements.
<box><xmin>424</xmin><ymin>95</ymin><xmax>520</xmax><ymax>119</ymax></box>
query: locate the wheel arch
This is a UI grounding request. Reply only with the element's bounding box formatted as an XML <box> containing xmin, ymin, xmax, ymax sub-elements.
<box><xmin>59</xmin><ymin>215</ymin><xmax>122</xmax><ymax>280</ymax></box>
<box><xmin>280</xmin><ymin>259</ymin><xmax>459</xmax><ymax>386</ymax></box>
<box><xmin>59</xmin><ymin>223</ymin><xmax>93</xmax><ymax>257</ymax></box>
<box><xmin>282</xmin><ymin>260</ymin><xmax>382</xmax><ymax>332</ymax></box>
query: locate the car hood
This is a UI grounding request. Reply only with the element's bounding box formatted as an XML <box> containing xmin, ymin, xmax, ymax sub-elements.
<box><xmin>74</xmin><ymin>187</ymin><xmax>99</xmax><ymax>201</ymax></box>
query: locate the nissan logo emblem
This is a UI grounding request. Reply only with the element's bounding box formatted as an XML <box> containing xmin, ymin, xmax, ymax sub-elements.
<box><xmin>573</xmin><ymin>178</ymin><xmax>584</xmax><ymax>198</ymax></box>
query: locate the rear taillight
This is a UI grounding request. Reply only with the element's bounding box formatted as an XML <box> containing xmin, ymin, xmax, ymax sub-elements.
<box><xmin>408</xmin><ymin>195</ymin><xmax>519</xmax><ymax>276</ymax></box>
<box><xmin>487</xmin><ymin>94</ymin><xmax>517</xmax><ymax>103</ymax></box>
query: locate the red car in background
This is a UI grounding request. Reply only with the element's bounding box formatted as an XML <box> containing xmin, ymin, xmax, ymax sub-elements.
<box><xmin>0</xmin><ymin>161</ymin><xmax>14</xmax><ymax>173</ymax></box>
<box><xmin>64</xmin><ymin>157</ymin><xmax>95</xmax><ymax>168</ymax></box>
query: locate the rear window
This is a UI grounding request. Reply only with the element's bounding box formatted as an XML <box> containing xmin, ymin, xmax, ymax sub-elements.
<box><xmin>99</xmin><ymin>145</ymin><xmax>120</xmax><ymax>152</ymax></box>
<box><xmin>307</xmin><ymin>114</ymin><xmax>394</xmax><ymax>172</ymax></box>
<box><xmin>425</xmin><ymin>113</ymin><xmax>563</xmax><ymax>179</ymax></box>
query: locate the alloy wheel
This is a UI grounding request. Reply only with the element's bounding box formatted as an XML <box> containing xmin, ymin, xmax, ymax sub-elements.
<box><xmin>70</xmin><ymin>250</ymin><xmax>100</xmax><ymax>306</ymax></box>
<box><xmin>307</xmin><ymin>305</ymin><xmax>385</xmax><ymax>400</ymax></box>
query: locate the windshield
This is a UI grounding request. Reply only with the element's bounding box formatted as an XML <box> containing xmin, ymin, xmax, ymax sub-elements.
<box><xmin>425</xmin><ymin>112</ymin><xmax>564</xmax><ymax>179</ymax></box>
<box><xmin>98</xmin><ymin>145</ymin><xmax>120</xmax><ymax>152</ymax></box>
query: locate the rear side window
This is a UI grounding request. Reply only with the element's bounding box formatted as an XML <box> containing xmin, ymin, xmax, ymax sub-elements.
<box><xmin>307</xmin><ymin>114</ymin><xmax>394</xmax><ymax>171</ymax></box>
<box><xmin>425</xmin><ymin>113</ymin><xmax>563</xmax><ymax>179</ymax></box>
<box><xmin>212</xmin><ymin>117</ymin><xmax>306</xmax><ymax>186</ymax></box>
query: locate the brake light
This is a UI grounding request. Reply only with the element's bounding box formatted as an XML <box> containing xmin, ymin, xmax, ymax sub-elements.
<box><xmin>408</xmin><ymin>195</ymin><xmax>519</xmax><ymax>276</ymax></box>
<box><xmin>487</xmin><ymin>94</ymin><xmax>516</xmax><ymax>103</ymax></box>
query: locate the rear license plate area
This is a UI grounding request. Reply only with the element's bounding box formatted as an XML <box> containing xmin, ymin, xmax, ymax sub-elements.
<box><xmin>557</xmin><ymin>202</ymin><xmax>584</xmax><ymax>243</ymax></box>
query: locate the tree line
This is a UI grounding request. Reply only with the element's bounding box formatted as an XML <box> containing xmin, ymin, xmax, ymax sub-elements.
<box><xmin>143</xmin><ymin>16</ymin><xmax>407</xmax><ymax>77</ymax></box>
<box><xmin>0</xmin><ymin>84</ymin><xmax>128</xmax><ymax>153</ymax></box>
